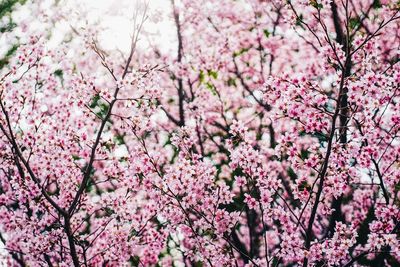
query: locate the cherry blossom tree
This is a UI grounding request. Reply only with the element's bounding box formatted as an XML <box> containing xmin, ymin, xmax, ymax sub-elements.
<box><xmin>0</xmin><ymin>0</ymin><xmax>399</xmax><ymax>266</ymax></box>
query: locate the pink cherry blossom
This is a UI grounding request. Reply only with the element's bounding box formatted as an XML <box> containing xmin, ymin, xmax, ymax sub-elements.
<box><xmin>0</xmin><ymin>0</ymin><xmax>399</xmax><ymax>266</ymax></box>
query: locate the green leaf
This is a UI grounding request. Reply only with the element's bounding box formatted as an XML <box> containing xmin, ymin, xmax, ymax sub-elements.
<box><xmin>0</xmin><ymin>0</ymin><xmax>18</xmax><ymax>18</ymax></box>
<box><xmin>310</xmin><ymin>0</ymin><xmax>323</xmax><ymax>9</ymax></box>
<box><xmin>263</xmin><ymin>29</ymin><xmax>270</xmax><ymax>38</ymax></box>
<box><xmin>233</xmin><ymin>47</ymin><xmax>249</xmax><ymax>57</ymax></box>
<box><xmin>89</xmin><ymin>94</ymin><xmax>100</xmax><ymax>108</ymax></box>
<box><xmin>300</xmin><ymin>149</ymin><xmax>310</xmax><ymax>160</ymax></box>
<box><xmin>0</xmin><ymin>20</ymin><xmax>16</xmax><ymax>33</ymax></box>
<box><xmin>208</xmin><ymin>69</ymin><xmax>218</xmax><ymax>79</ymax></box>
<box><xmin>227</xmin><ymin>77</ymin><xmax>236</xmax><ymax>87</ymax></box>
<box><xmin>349</xmin><ymin>17</ymin><xmax>361</xmax><ymax>30</ymax></box>
<box><xmin>114</xmin><ymin>134</ymin><xmax>125</xmax><ymax>145</ymax></box>
<box><xmin>372</xmin><ymin>0</ymin><xmax>382</xmax><ymax>9</ymax></box>
<box><xmin>205</xmin><ymin>82</ymin><xmax>217</xmax><ymax>95</ymax></box>
<box><xmin>129</xmin><ymin>256</ymin><xmax>140</xmax><ymax>267</ymax></box>
<box><xmin>54</xmin><ymin>69</ymin><xmax>63</xmax><ymax>78</ymax></box>
<box><xmin>5</xmin><ymin>44</ymin><xmax>18</xmax><ymax>57</ymax></box>
<box><xmin>298</xmin><ymin>181</ymin><xmax>311</xmax><ymax>191</ymax></box>
<box><xmin>199</xmin><ymin>70</ymin><xmax>205</xmax><ymax>83</ymax></box>
<box><xmin>0</xmin><ymin>44</ymin><xmax>18</xmax><ymax>69</ymax></box>
<box><xmin>296</xmin><ymin>14</ymin><xmax>304</xmax><ymax>27</ymax></box>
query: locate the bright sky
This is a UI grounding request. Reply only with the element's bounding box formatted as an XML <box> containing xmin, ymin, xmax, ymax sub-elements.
<box><xmin>74</xmin><ymin>0</ymin><xmax>176</xmax><ymax>53</ymax></box>
<box><xmin>0</xmin><ymin>0</ymin><xmax>176</xmax><ymax>62</ymax></box>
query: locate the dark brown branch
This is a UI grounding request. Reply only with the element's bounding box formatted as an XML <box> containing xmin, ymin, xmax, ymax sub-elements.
<box><xmin>233</xmin><ymin>58</ymin><xmax>271</xmax><ymax>111</ymax></box>
<box><xmin>0</xmin><ymin>102</ymin><xmax>66</xmax><ymax>217</ymax></box>
<box><xmin>171</xmin><ymin>0</ymin><xmax>185</xmax><ymax>126</ymax></box>
<box><xmin>324</xmin><ymin>0</ymin><xmax>351</xmax><ymax>242</ymax></box>
<box><xmin>302</xmin><ymin>55</ymin><xmax>351</xmax><ymax>267</ymax></box>
<box><xmin>372</xmin><ymin>159</ymin><xmax>390</xmax><ymax>205</ymax></box>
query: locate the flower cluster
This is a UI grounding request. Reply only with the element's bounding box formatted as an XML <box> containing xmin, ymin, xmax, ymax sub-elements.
<box><xmin>0</xmin><ymin>0</ymin><xmax>399</xmax><ymax>266</ymax></box>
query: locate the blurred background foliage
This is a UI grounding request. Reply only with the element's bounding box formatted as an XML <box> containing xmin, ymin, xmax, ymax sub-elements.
<box><xmin>0</xmin><ymin>0</ymin><xmax>26</xmax><ymax>69</ymax></box>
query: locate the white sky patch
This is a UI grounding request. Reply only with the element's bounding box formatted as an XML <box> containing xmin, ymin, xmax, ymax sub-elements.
<box><xmin>66</xmin><ymin>0</ymin><xmax>176</xmax><ymax>53</ymax></box>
